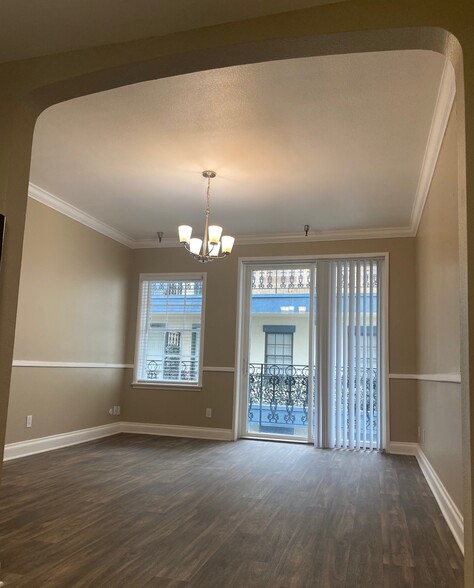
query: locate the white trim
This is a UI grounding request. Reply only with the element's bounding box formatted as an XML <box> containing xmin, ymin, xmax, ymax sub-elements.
<box><xmin>28</xmin><ymin>182</ymin><xmax>417</xmax><ymax>249</ymax></box>
<box><xmin>238</xmin><ymin>253</ymin><xmax>390</xmax><ymax>263</ymax></box>
<box><xmin>131</xmin><ymin>382</ymin><xmax>201</xmax><ymax>390</ymax></box>
<box><xmin>410</xmin><ymin>59</ymin><xmax>456</xmax><ymax>235</ymax></box>
<box><xmin>12</xmin><ymin>360</ymin><xmax>133</xmax><ymax>369</ymax></box>
<box><xmin>3</xmin><ymin>423</ymin><xmax>121</xmax><ymax>461</ymax></box>
<box><xmin>382</xmin><ymin>254</ymin><xmax>390</xmax><ymax>451</ymax></box>
<box><xmin>133</xmin><ymin>273</ymin><xmax>206</xmax><ymax>388</ymax></box>
<box><xmin>28</xmin><ymin>183</ymin><xmax>135</xmax><ymax>248</ymax></box>
<box><xmin>134</xmin><ymin>226</ymin><xmax>414</xmax><ymax>249</ymax></box>
<box><xmin>389</xmin><ymin>373</ymin><xmax>461</xmax><ymax>383</ymax></box>
<box><xmin>120</xmin><ymin>422</ymin><xmax>233</xmax><ymax>441</ymax></box>
<box><xmin>11</xmin><ymin>361</ymin><xmax>233</xmax><ymax>372</ymax></box>
<box><xmin>416</xmin><ymin>445</ymin><xmax>464</xmax><ymax>554</ymax></box>
<box><xmin>389</xmin><ymin>441</ymin><xmax>464</xmax><ymax>554</ymax></box>
<box><xmin>233</xmin><ymin>258</ymin><xmax>247</xmax><ymax>441</ymax></box>
<box><xmin>3</xmin><ymin>422</ymin><xmax>232</xmax><ymax>462</ymax></box>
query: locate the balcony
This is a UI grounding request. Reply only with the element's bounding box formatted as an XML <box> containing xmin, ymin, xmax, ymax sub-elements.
<box><xmin>247</xmin><ymin>363</ymin><xmax>378</xmax><ymax>442</ymax></box>
<box><xmin>248</xmin><ymin>363</ymin><xmax>309</xmax><ymax>437</ymax></box>
<box><xmin>146</xmin><ymin>358</ymin><xmax>198</xmax><ymax>382</ymax></box>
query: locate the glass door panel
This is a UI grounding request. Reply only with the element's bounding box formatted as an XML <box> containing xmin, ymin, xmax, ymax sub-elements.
<box><xmin>245</xmin><ymin>266</ymin><xmax>312</xmax><ymax>440</ymax></box>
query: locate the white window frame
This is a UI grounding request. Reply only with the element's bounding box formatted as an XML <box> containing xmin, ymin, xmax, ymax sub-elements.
<box><xmin>132</xmin><ymin>272</ymin><xmax>206</xmax><ymax>389</ymax></box>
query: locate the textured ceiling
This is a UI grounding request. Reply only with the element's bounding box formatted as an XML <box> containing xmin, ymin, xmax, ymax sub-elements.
<box><xmin>0</xmin><ymin>0</ymin><xmax>349</xmax><ymax>64</ymax></box>
<box><xmin>30</xmin><ymin>49</ymin><xmax>447</xmax><ymax>244</ymax></box>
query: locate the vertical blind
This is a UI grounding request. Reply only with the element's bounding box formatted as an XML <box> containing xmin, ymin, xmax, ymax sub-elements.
<box><xmin>135</xmin><ymin>277</ymin><xmax>204</xmax><ymax>384</ymax></box>
<box><xmin>328</xmin><ymin>259</ymin><xmax>382</xmax><ymax>450</ymax></box>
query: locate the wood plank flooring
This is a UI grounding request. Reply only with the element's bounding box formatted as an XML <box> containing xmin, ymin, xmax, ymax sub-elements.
<box><xmin>0</xmin><ymin>434</ymin><xmax>463</xmax><ymax>587</ymax></box>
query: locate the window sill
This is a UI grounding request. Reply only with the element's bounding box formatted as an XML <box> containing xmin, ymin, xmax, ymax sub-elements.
<box><xmin>131</xmin><ymin>381</ymin><xmax>202</xmax><ymax>391</ymax></box>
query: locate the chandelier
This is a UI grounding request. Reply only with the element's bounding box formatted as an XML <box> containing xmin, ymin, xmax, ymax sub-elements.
<box><xmin>178</xmin><ymin>170</ymin><xmax>235</xmax><ymax>263</ymax></box>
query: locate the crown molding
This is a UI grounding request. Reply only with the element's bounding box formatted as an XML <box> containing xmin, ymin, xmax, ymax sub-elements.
<box><xmin>28</xmin><ymin>183</ymin><xmax>136</xmax><ymax>248</ymax></box>
<box><xmin>27</xmin><ymin>184</ymin><xmax>416</xmax><ymax>250</ymax></box>
<box><xmin>132</xmin><ymin>225</ymin><xmax>414</xmax><ymax>249</ymax></box>
<box><xmin>26</xmin><ymin>184</ymin><xmax>415</xmax><ymax>249</ymax></box>
<box><xmin>409</xmin><ymin>59</ymin><xmax>456</xmax><ymax>236</ymax></box>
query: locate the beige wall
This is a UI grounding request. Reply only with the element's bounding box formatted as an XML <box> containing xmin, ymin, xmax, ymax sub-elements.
<box><xmin>124</xmin><ymin>238</ymin><xmax>417</xmax><ymax>440</ymax></box>
<box><xmin>13</xmin><ymin>200</ymin><xmax>131</xmax><ymax>364</ymax></box>
<box><xmin>6</xmin><ymin>199</ymin><xmax>131</xmax><ymax>443</ymax></box>
<box><xmin>6</xmin><ymin>368</ymin><xmax>125</xmax><ymax>444</ymax></box>
<box><xmin>415</xmin><ymin>107</ymin><xmax>463</xmax><ymax>512</ymax></box>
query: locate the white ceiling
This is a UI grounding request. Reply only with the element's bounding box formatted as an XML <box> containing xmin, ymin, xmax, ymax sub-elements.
<box><xmin>0</xmin><ymin>0</ymin><xmax>348</xmax><ymax>64</ymax></box>
<box><xmin>30</xmin><ymin>49</ymin><xmax>450</xmax><ymax>247</ymax></box>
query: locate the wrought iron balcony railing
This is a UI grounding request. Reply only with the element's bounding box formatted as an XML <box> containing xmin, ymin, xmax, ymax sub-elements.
<box><xmin>248</xmin><ymin>363</ymin><xmax>309</xmax><ymax>434</ymax></box>
<box><xmin>247</xmin><ymin>363</ymin><xmax>378</xmax><ymax>438</ymax></box>
<box><xmin>146</xmin><ymin>358</ymin><xmax>198</xmax><ymax>381</ymax></box>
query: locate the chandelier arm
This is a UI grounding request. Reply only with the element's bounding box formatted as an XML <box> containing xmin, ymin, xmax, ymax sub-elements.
<box><xmin>182</xmin><ymin>241</ymin><xmax>229</xmax><ymax>263</ymax></box>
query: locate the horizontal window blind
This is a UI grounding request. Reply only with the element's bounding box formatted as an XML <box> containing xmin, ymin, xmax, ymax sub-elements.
<box><xmin>135</xmin><ymin>277</ymin><xmax>204</xmax><ymax>384</ymax></box>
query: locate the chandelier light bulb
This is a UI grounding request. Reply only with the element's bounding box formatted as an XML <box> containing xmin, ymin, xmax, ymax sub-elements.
<box><xmin>178</xmin><ymin>225</ymin><xmax>192</xmax><ymax>244</ymax></box>
<box><xmin>221</xmin><ymin>235</ymin><xmax>235</xmax><ymax>254</ymax></box>
<box><xmin>189</xmin><ymin>238</ymin><xmax>202</xmax><ymax>256</ymax></box>
<box><xmin>208</xmin><ymin>225</ymin><xmax>223</xmax><ymax>245</ymax></box>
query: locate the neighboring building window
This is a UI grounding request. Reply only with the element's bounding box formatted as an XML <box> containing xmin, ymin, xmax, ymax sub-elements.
<box><xmin>263</xmin><ymin>325</ymin><xmax>295</xmax><ymax>367</ymax></box>
<box><xmin>134</xmin><ymin>274</ymin><xmax>205</xmax><ymax>386</ymax></box>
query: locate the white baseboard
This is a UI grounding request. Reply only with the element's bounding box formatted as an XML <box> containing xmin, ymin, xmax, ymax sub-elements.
<box><xmin>120</xmin><ymin>421</ymin><xmax>233</xmax><ymax>441</ymax></box>
<box><xmin>389</xmin><ymin>441</ymin><xmax>464</xmax><ymax>554</ymax></box>
<box><xmin>3</xmin><ymin>422</ymin><xmax>121</xmax><ymax>461</ymax></box>
<box><xmin>3</xmin><ymin>421</ymin><xmax>233</xmax><ymax>461</ymax></box>
<box><xmin>416</xmin><ymin>445</ymin><xmax>464</xmax><ymax>555</ymax></box>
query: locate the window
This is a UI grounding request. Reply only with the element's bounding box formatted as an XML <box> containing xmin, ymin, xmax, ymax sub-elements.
<box><xmin>134</xmin><ymin>274</ymin><xmax>205</xmax><ymax>386</ymax></box>
<box><xmin>263</xmin><ymin>325</ymin><xmax>295</xmax><ymax>367</ymax></box>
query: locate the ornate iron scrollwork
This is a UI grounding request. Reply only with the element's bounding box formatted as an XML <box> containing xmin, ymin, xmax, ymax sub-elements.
<box><xmin>248</xmin><ymin>363</ymin><xmax>309</xmax><ymax>434</ymax></box>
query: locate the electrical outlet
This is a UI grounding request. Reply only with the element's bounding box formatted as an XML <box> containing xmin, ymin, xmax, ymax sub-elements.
<box><xmin>205</xmin><ymin>408</ymin><xmax>212</xmax><ymax>418</ymax></box>
<box><xmin>108</xmin><ymin>408</ymin><xmax>114</xmax><ymax>415</ymax></box>
<box><xmin>113</xmin><ymin>405</ymin><xmax>118</xmax><ymax>415</ymax></box>
<box><xmin>26</xmin><ymin>415</ymin><xmax>33</xmax><ymax>428</ymax></box>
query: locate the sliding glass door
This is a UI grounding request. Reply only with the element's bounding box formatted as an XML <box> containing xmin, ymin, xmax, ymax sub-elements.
<box><xmin>240</xmin><ymin>257</ymin><xmax>385</xmax><ymax>450</ymax></box>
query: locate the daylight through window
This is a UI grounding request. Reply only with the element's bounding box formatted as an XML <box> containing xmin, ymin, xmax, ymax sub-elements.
<box><xmin>134</xmin><ymin>275</ymin><xmax>205</xmax><ymax>386</ymax></box>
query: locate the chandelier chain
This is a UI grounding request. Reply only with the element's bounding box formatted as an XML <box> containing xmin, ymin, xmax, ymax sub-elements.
<box><xmin>206</xmin><ymin>175</ymin><xmax>211</xmax><ymax>216</ymax></box>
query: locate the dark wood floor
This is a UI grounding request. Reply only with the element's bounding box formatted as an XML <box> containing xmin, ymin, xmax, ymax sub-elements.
<box><xmin>0</xmin><ymin>434</ymin><xmax>463</xmax><ymax>587</ymax></box>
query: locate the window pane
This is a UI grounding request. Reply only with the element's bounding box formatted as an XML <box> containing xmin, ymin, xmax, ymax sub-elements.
<box><xmin>265</xmin><ymin>330</ymin><xmax>294</xmax><ymax>366</ymax></box>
